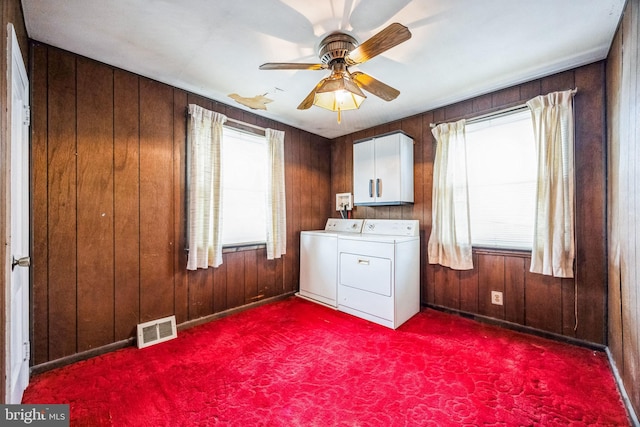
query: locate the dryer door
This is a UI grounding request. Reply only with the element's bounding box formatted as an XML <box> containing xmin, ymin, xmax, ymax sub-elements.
<box><xmin>339</xmin><ymin>253</ymin><xmax>392</xmax><ymax>296</ymax></box>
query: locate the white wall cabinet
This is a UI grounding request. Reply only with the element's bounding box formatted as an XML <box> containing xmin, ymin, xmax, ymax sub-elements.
<box><xmin>353</xmin><ymin>131</ymin><xmax>414</xmax><ymax>206</ymax></box>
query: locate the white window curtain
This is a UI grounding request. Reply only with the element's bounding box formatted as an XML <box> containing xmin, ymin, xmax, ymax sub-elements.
<box><xmin>265</xmin><ymin>128</ymin><xmax>287</xmax><ymax>259</ymax></box>
<box><xmin>527</xmin><ymin>89</ymin><xmax>576</xmax><ymax>278</ymax></box>
<box><xmin>428</xmin><ymin>119</ymin><xmax>473</xmax><ymax>270</ymax></box>
<box><xmin>186</xmin><ymin>104</ymin><xmax>227</xmax><ymax>270</ymax></box>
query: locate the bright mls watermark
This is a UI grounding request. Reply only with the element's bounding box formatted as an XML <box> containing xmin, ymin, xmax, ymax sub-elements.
<box><xmin>1</xmin><ymin>405</ymin><xmax>69</xmax><ymax>426</ymax></box>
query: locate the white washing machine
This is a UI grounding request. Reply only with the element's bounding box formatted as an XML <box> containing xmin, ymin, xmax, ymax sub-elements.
<box><xmin>298</xmin><ymin>218</ymin><xmax>364</xmax><ymax>308</ymax></box>
<box><xmin>337</xmin><ymin>219</ymin><xmax>420</xmax><ymax>329</ymax></box>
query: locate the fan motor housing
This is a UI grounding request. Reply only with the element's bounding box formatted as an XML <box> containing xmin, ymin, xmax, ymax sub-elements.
<box><xmin>319</xmin><ymin>33</ymin><xmax>358</xmax><ymax>65</ymax></box>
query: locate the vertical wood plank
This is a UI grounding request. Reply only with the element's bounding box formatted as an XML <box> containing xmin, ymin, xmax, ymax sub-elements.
<box><xmin>459</xmin><ymin>253</ymin><xmax>479</xmax><ymax>313</ymax></box>
<box><xmin>525</xmin><ymin>258</ymin><xmax>563</xmax><ymax>334</ymax></box>
<box><xmin>213</xmin><ymin>261</ymin><xmax>227</xmax><ymax>313</ymax></box>
<box><xmin>173</xmin><ymin>89</ymin><xmax>189</xmax><ymax>324</ymax></box>
<box><xmin>331</xmin><ymin>137</ymin><xmax>346</xmax><ymax>199</ymax></box>
<box><xmin>478</xmin><ymin>255</ymin><xmax>505</xmax><ymax>319</ymax></box>
<box><xmin>76</xmin><ymin>57</ymin><xmax>115</xmax><ymax>351</ymax></box>
<box><xmin>300</xmin><ymin>132</ymin><xmax>313</xmax><ymax>231</ymax></box>
<box><xmin>561</xmin><ymin>278</ymin><xmax>577</xmax><ymax>338</ymax></box>
<box><xmin>630</xmin><ymin>1</ymin><xmax>640</xmax><ymax>409</ymax></box>
<box><xmin>226</xmin><ymin>252</ymin><xmax>245</xmax><ymax>308</ymax></box>
<box><xmin>30</xmin><ymin>43</ymin><xmax>50</xmax><ymax>364</ymax></box>
<box><xmin>311</xmin><ymin>139</ymin><xmax>323</xmax><ymax>229</ymax></box>
<box><xmin>188</xmin><ymin>268</ymin><xmax>211</xmax><ymax>320</ymax></box>
<box><xmin>139</xmin><ymin>78</ymin><xmax>175</xmax><ymax>322</ymax></box>
<box><xmin>289</xmin><ymin>129</ymin><xmax>302</xmax><ymax>291</ymax></box>
<box><xmin>574</xmin><ymin>63</ymin><xmax>607</xmax><ymax>344</ymax></box>
<box><xmin>616</xmin><ymin>1</ymin><xmax>640</xmax><ymax>410</ymax></box>
<box><xmin>345</xmin><ymin>134</ymin><xmax>355</xmax><ymax>208</ymax></box>
<box><xmin>274</xmin><ymin>258</ymin><xmax>285</xmax><ymax>296</ymax></box>
<box><xmin>422</xmin><ymin>113</ymin><xmax>435</xmax><ymax>306</ymax></box>
<box><xmin>606</xmin><ymin>15</ymin><xmax>624</xmax><ymax>369</ymax></box>
<box><xmin>284</xmin><ymin>132</ymin><xmax>296</xmax><ymax>293</ymax></box>
<box><xmin>257</xmin><ymin>250</ymin><xmax>277</xmax><ymax>298</ymax></box>
<box><xmin>244</xmin><ymin>249</ymin><xmax>259</xmax><ymax>302</ymax></box>
<box><xmin>442</xmin><ymin>267</ymin><xmax>460</xmax><ymax>309</ymax></box>
<box><xmin>434</xmin><ymin>266</ymin><xmax>458</xmax><ymax>308</ymax></box>
<box><xmin>47</xmin><ymin>48</ymin><xmax>78</xmax><ymax>360</ymax></box>
<box><xmin>113</xmin><ymin>70</ymin><xmax>140</xmax><ymax>341</ymax></box>
<box><xmin>504</xmin><ymin>256</ymin><xmax>525</xmax><ymax>325</ymax></box>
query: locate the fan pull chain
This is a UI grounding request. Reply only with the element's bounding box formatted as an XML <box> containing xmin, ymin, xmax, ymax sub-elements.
<box><xmin>337</xmin><ymin>106</ymin><xmax>342</xmax><ymax>123</ymax></box>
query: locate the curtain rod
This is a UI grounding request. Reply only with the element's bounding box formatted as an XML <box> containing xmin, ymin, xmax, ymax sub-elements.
<box><xmin>185</xmin><ymin>106</ymin><xmax>267</xmax><ymax>134</ymax></box>
<box><xmin>225</xmin><ymin>117</ymin><xmax>267</xmax><ymax>132</ymax></box>
<box><xmin>429</xmin><ymin>87</ymin><xmax>578</xmax><ymax>129</ymax></box>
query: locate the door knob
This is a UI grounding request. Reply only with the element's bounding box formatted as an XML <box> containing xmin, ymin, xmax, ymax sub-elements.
<box><xmin>11</xmin><ymin>256</ymin><xmax>30</xmax><ymax>271</ymax></box>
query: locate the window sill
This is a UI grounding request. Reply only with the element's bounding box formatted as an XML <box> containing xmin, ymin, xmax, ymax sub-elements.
<box><xmin>472</xmin><ymin>247</ymin><xmax>531</xmax><ymax>258</ymax></box>
<box><xmin>222</xmin><ymin>242</ymin><xmax>266</xmax><ymax>253</ymax></box>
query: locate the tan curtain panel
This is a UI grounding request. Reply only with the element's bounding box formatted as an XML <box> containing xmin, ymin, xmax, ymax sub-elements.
<box><xmin>265</xmin><ymin>128</ymin><xmax>287</xmax><ymax>260</ymax></box>
<box><xmin>527</xmin><ymin>89</ymin><xmax>576</xmax><ymax>278</ymax></box>
<box><xmin>428</xmin><ymin>119</ymin><xmax>473</xmax><ymax>270</ymax></box>
<box><xmin>186</xmin><ymin>104</ymin><xmax>227</xmax><ymax>270</ymax></box>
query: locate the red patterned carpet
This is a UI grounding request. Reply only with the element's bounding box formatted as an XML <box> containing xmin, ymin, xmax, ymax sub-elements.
<box><xmin>23</xmin><ymin>297</ymin><xmax>630</xmax><ymax>426</ymax></box>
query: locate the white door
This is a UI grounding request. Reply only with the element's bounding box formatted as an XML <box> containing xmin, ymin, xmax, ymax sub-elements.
<box><xmin>6</xmin><ymin>23</ymin><xmax>30</xmax><ymax>404</ymax></box>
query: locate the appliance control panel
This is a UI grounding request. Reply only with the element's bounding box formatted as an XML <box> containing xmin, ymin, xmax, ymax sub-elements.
<box><xmin>361</xmin><ymin>219</ymin><xmax>419</xmax><ymax>236</ymax></box>
<box><xmin>325</xmin><ymin>218</ymin><xmax>364</xmax><ymax>233</ymax></box>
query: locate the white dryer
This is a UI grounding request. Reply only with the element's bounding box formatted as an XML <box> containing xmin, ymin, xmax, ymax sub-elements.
<box><xmin>298</xmin><ymin>218</ymin><xmax>364</xmax><ymax>308</ymax></box>
<box><xmin>337</xmin><ymin>219</ymin><xmax>420</xmax><ymax>329</ymax></box>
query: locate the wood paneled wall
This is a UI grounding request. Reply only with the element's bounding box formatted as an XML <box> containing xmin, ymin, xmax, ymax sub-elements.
<box><xmin>30</xmin><ymin>43</ymin><xmax>332</xmax><ymax>366</ymax></box>
<box><xmin>607</xmin><ymin>0</ymin><xmax>640</xmax><ymax>418</ymax></box>
<box><xmin>1</xmin><ymin>0</ymin><xmax>28</xmax><ymax>404</ymax></box>
<box><xmin>332</xmin><ymin>62</ymin><xmax>607</xmax><ymax>345</ymax></box>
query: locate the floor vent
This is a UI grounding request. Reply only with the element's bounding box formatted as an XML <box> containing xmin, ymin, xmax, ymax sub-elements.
<box><xmin>137</xmin><ymin>315</ymin><xmax>177</xmax><ymax>349</ymax></box>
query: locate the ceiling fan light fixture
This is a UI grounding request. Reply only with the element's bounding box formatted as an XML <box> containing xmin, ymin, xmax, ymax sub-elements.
<box><xmin>260</xmin><ymin>23</ymin><xmax>411</xmax><ymax>122</ymax></box>
<box><xmin>313</xmin><ymin>75</ymin><xmax>366</xmax><ymax>112</ymax></box>
<box><xmin>313</xmin><ymin>66</ymin><xmax>366</xmax><ymax>123</ymax></box>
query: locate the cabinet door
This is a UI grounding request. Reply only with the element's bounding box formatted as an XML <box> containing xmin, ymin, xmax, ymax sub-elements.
<box><xmin>373</xmin><ymin>134</ymin><xmax>402</xmax><ymax>203</ymax></box>
<box><xmin>353</xmin><ymin>139</ymin><xmax>375</xmax><ymax>205</ymax></box>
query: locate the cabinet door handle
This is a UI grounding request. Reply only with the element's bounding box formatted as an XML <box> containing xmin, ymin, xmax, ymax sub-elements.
<box><xmin>376</xmin><ymin>179</ymin><xmax>381</xmax><ymax>197</ymax></box>
<box><xmin>357</xmin><ymin>259</ymin><xmax>370</xmax><ymax>265</ymax></box>
<box><xmin>369</xmin><ymin>179</ymin><xmax>374</xmax><ymax>197</ymax></box>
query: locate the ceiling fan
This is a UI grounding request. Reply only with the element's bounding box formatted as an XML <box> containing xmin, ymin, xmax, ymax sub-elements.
<box><xmin>259</xmin><ymin>23</ymin><xmax>412</xmax><ymax>117</ymax></box>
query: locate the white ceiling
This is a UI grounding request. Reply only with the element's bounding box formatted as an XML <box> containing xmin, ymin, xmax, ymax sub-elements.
<box><xmin>22</xmin><ymin>0</ymin><xmax>625</xmax><ymax>139</ymax></box>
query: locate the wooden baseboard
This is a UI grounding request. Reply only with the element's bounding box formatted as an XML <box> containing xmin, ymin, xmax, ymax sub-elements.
<box><xmin>424</xmin><ymin>303</ymin><xmax>606</xmax><ymax>352</ymax></box>
<box><xmin>605</xmin><ymin>348</ymin><xmax>640</xmax><ymax>427</ymax></box>
<box><xmin>177</xmin><ymin>292</ymin><xmax>295</xmax><ymax>331</ymax></box>
<box><xmin>30</xmin><ymin>338</ymin><xmax>135</xmax><ymax>375</ymax></box>
<box><xmin>30</xmin><ymin>292</ymin><xmax>297</xmax><ymax>375</ymax></box>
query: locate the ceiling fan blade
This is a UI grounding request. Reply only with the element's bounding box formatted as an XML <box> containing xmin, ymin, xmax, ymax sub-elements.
<box><xmin>351</xmin><ymin>72</ymin><xmax>400</xmax><ymax>101</ymax></box>
<box><xmin>297</xmin><ymin>81</ymin><xmax>324</xmax><ymax>110</ymax></box>
<box><xmin>345</xmin><ymin>22</ymin><xmax>411</xmax><ymax>66</ymax></box>
<box><xmin>259</xmin><ymin>63</ymin><xmax>327</xmax><ymax>71</ymax></box>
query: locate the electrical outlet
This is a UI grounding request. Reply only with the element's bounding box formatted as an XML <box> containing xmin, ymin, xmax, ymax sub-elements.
<box><xmin>491</xmin><ymin>291</ymin><xmax>503</xmax><ymax>306</ymax></box>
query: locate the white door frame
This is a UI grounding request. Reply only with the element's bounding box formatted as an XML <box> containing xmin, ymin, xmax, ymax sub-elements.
<box><xmin>5</xmin><ymin>23</ymin><xmax>30</xmax><ymax>405</ymax></box>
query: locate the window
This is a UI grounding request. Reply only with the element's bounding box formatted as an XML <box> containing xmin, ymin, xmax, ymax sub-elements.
<box><xmin>465</xmin><ymin>109</ymin><xmax>536</xmax><ymax>250</ymax></box>
<box><xmin>221</xmin><ymin>126</ymin><xmax>267</xmax><ymax>246</ymax></box>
